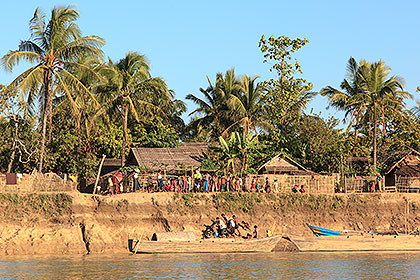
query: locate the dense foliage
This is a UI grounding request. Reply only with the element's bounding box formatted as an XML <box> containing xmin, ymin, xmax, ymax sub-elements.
<box><xmin>1</xmin><ymin>6</ymin><xmax>419</xmax><ymax>179</ymax></box>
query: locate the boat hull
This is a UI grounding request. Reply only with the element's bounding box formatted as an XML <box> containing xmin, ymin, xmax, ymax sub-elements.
<box><xmin>290</xmin><ymin>234</ymin><xmax>420</xmax><ymax>251</ymax></box>
<box><xmin>129</xmin><ymin>235</ymin><xmax>282</xmax><ymax>254</ymax></box>
<box><xmin>307</xmin><ymin>223</ymin><xmax>341</xmax><ymax>236</ymax></box>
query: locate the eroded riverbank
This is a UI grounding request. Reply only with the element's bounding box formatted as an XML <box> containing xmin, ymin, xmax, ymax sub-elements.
<box><xmin>0</xmin><ymin>191</ymin><xmax>419</xmax><ymax>255</ymax></box>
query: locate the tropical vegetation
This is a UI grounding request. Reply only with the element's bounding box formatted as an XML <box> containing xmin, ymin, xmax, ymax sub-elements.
<box><xmin>1</xmin><ymin>7</ymin><xmax>419</xmax><ymax>182</ymax></box>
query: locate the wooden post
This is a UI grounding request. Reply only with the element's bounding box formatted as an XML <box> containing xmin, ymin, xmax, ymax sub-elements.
<box><xmin>93</xmin><ymin>154</ymin><xmax>106</xmax><ymax>194</ymax></box>
<box><xmin>404</xmin><ymin>197</ymin><xmax>408</xmax><ymax>235</ymax></box>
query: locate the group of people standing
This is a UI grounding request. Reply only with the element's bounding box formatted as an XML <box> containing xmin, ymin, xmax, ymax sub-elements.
<box><xmin>153</xmin><ymin>170</ymin><xmax>285</xmax><ymax>193</ymax></box>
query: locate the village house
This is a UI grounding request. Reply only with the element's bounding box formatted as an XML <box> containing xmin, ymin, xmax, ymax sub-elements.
<box><xmin>125</xmin><ymin>142</ymin><xmax>210</xmax><ymax>174</ymax></box>
<box><xmin>257</xmin><ymin>153</ymin><xmax>336</xmax><ymax>194</ymax></box>
<box><xmin>384</xmin><ymin>150</ymin><xmax>420</xmax><ymax>193</ymax></box>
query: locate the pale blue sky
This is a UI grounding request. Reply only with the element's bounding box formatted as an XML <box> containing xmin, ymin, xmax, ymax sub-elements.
<box><xmin>1</xmin><ymin>0</ymin><xmax>419</xmax><ymax>124</ymax></box>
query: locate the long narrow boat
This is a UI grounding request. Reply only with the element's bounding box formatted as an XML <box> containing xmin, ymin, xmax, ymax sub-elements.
<box><xmin>128</xmin><ymin>235</ymin><xmax>282</xmax><ymax>254</ymax></box>
<box><xmin>306</xmin><ymin>223</ymin><xmax>341</xmax><ymax>236</ymax></box>
<box><xmin>290</xmin><ymin>224</ymin><xmax>420</xmax><ymax>251</ymax></box>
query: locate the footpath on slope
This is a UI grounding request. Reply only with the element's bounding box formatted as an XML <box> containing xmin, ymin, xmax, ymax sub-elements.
<box><xmin>0</xmin><ymin>191</ymin><xmax>418</xmax><ymax>256</ymax></box>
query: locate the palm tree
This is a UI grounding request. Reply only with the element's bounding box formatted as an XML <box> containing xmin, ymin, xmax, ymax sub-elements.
<box><xmin>321</xmin><ymin>57</ymin><xmax>409</xmax><ymax>171</ymax></box>
<box><xmin>320</xmin><ymin>58</ymin><xmax>365</xmax><ymax>137</ymax></box>
<box><xmin>186</xmin><ymin>69</ymin><xmax>240</xmax><ymax>140</ymax></box>
<box><xmin>1</xmin><ymin>6</ymin><xmax>105</xmax><ymax>172</ymax></box>
<box><xmin>98</xmin><ymin>52</ymin><xmax>171</xmax><ymax>165</ymax></box>
<box><xmin>227</xmin><ymin>75</ymin><xmax>266</xmax><ymax>136</ymax></box>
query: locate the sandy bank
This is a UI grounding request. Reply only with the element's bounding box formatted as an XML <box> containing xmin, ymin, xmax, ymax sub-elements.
<box><xmin>0</xmin><ymin>191</ymin><xmax>419</xmax><ymax>256</ymax></box>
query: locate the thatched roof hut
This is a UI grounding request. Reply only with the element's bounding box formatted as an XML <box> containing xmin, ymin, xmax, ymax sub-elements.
<box><xmin>126</xmin><ymin>143</ymin><xmax>209</xmax><ymax>172</ymax></box>
<box><xmin>257</xmin><ymin>153</ymin><xmax>315</xmax><ymax>175</ymax></box>
<box><xmin>384</xmin><ymin>150</ymin><xmax>420</xmax><ymax>187</ymax></box>
<box><xmin>384</xmin><ymin>150</ymin><xmax>420</xmax><ymax>177</ymax></box>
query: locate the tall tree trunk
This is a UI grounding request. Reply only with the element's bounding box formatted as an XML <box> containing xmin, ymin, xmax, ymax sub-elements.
<box><xmin>48</xmin><ymin>95</ymin><xmax>53</xmax><ymax>142</ymax></box>
<box><xmin>76</xmin><ymin>112</ymin><xmax>82</xmax><ymax>162</ymax></box>
<box><xmin>39</xmin><ymin>74</ymin><xmax>52</xmax><ymax>173</ymax></box>
<box><xmin>38</xmin><ymin>92</ymin><xmax>50</xmax><ymax>173</ymax></box>
<box><xmin>121</xmin><ymin>103</ymin><xmax>129</xmax><ymax>166</ymax></box>
<box><xmin>381</xmin><ymin>105</ymin><xmax>386</xmax><ymax>135</ymax></box>
<box><xmin>7</xmin><ymin>117</ymin><xmax>19</xmax><ymax>173</ymax></box>
<box><xmin>373</xmin><ymin>110</ymin><xmax>377</xmax><ymax>173</ymax></box>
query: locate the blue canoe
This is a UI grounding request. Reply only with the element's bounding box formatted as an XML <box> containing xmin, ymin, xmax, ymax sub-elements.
<box><xmin>307</xmin><ymin>223</ymin><xmax>341</xmax><ymax>237</ymax></box>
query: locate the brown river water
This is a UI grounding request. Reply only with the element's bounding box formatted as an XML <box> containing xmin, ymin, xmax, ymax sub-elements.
<box><xmin>0</xmin><ymin>252</ymin><xmax>419</xmax><ymax>279</ymax></box>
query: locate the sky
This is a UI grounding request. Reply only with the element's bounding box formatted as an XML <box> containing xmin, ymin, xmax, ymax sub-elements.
<box><xmin>1</xmin><ymin>0</ymin><xmax>419</xmax><ymax>125</ymax></box>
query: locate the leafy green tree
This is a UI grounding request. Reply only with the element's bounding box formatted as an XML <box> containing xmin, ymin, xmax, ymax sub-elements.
<box><xmin>258</xmin><ymin>35</ymin><xmax>313</xmax><ymax>126</ymax></box>
<box><xmin>214</xmin><ymin>133</ymin><xmax>240</xmax><ymax>173</ymax></box>
<box><xmin>295</xmin><ymin>114</ymin><xmax>347</xmax><ymax>173</ymax></box>
<box><xmin>130</xmin><ymin>116</ymin><xmax>179</xmax><ymax>148</ymax></box>
<box><xmin>97</xmin><ymin>51</ymin><xmax>171</xmax><ymax>165</ymax></box>
<box><xmin>1</xmin><ymin>6</ymin><xmax>105</xmax><ymax>172</ymax></box>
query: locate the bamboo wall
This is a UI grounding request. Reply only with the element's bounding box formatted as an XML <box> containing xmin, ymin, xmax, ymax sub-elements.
<box><xmin>0</xmin><ymin>173</ymin><xmax>75</xmax><ymax>193</ymax></box>
<box><xmin>396</xmin><ymin>177</ymin><xmax>420</xmax><ymax>193</ymax></box>
<box><xmin>262</xmin><ymin>174</ymin><xmax>336</xmax><ymax>194</ymax></box>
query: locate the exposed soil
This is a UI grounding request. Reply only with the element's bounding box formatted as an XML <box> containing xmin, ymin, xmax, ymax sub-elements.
<box><xmin>0</xmin><ymin>191</ymin><xmax>419</xmax><ymax>256</ymax></box>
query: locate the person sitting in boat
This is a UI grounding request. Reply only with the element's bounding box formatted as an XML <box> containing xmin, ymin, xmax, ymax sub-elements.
<box><xmin>212</xmin><ymin>224</ymin><xmax>218</xmax><ymax>238</ymax></box>
<box><xmin>216</xmin><ymin>217</ymin><xmax>227</xmax><ymax>237</ymax></box>
<box><xmin>221</xmin><ymin>213</ymin><xmax>235</xmax><ymax>236</ymax></box>
<box><xmin>227</xmin><ymin>215</ymin><xmax>236</xmax><ymax>236</ymax></box>
<box><xmin>244</xmin><ymin>233</ymin><xmax>252</xmax><ymax>239</ymax></box>
<box><xmin>253</xmin><ymin>225</ymin><xmax>258</xmax><ymax>238</ymax></box>
<box><xmin>239</xmin><ymin>220</ymin><xmax>251</xmax><ymax>231</ymax></box>
<box><xmin>232</xmin><ymin>215</ymin><xmax>241</xmax><ymax>236</ymax></box>
<box><xmin>221</xmin><ymin>213</ymin><xmax>230</xmax><ymax>225</ymax></box>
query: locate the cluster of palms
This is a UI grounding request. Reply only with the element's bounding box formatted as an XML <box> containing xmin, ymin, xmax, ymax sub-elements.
<box><xmin>186</xmin><ymin>69</ymin><xmax>266</xmax><ymax>140</ymax></box>
<box><xmin>321</xmin><ymin>57</ymin><xmax>411</xmax><ymax>172</ymax></box>
<box><xmin>1</xmin><ymin>6</ymin><xmax>182</xmax><ymax>172</ymax></box>
<box><xmin>186</xmin><ymin>69</ymin><xmax>267</xmax><ymax>172</ymax></box>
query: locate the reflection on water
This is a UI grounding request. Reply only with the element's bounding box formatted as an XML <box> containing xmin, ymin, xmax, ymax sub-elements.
<box><xmin>0</xmin><ymin>252</ymin><xmax>419</xmax><ymax>279</ymax></box>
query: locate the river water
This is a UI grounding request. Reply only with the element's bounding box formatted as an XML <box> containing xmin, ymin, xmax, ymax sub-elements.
<box><xmin>0</xmin><ymin>252</ymin><xmax>419</xmax><ymax>279</ymax></box>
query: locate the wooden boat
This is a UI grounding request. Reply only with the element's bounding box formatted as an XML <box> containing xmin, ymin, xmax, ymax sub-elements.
<box><xmin>290</xmin><ymin>224</ymin><xmax>420</xmax><ymax>251</ymax></box>
<box><xmin>306</xmin><ymin>223</ymin><xmax>341</xmax><ymax>236</ymax></box>
<box><xmin>128</xmin><ymin>233</ymin><xmax>282</xmax><ymax>254</ymax></box>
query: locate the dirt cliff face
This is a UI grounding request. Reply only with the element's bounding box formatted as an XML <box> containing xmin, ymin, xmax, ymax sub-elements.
<box><xmin>0</xmin><ymin>192</ymin><xmax>418</xmax><ymax>256</ymax></box>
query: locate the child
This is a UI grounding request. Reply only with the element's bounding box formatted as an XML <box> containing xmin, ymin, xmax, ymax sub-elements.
<box><xmin>253</xmin><ymin>225</ymin><xmax>258</xmax><ymax>238</ymax></box>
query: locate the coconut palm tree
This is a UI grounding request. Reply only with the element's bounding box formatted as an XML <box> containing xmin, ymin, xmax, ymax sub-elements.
<box><xmin>226</xmin><ymin>75</ymin><xmax>266</xmax><ymax>136</ymax></box>
<box><xmin>97</xmin><ymin>52</ymin><xmax>171</xmax><ymax>165</ymax></box>
<box><xmin>186</xmin><ymin>69</ymin><xmax>240</xmax><ymax>140</ymax></box>
<box><xmin>1</xmin><ymin>6</ymin><xmax>105</xmax><ymax>172</ymax></box>
<box><xmin>321</xmin><ymin>57</ymin><xmax>409</xmax><ymax>171</ymax></box>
